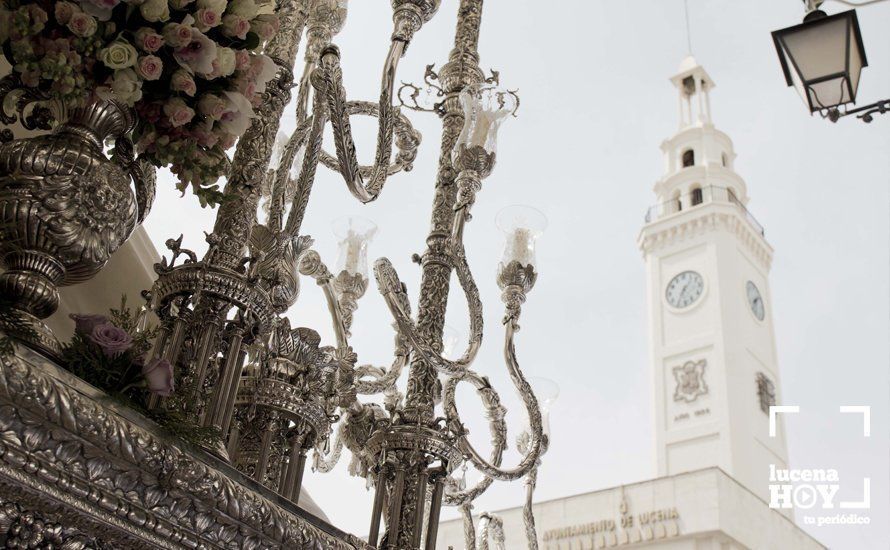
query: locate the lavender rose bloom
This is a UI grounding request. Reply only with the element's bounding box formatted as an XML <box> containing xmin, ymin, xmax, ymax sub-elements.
<box><xmin>141</xmin><ymin>358</ymin><xmax>174</xmax><ymax>396</ymax></box>
<box><xmin>88</xmin><ymin>322</ymin><xmax>133</xmax><ymax>357</ymax></box>
<box><xmin>69</xmin><ymin>313</ymin><xmax>109</xmax><ymax>335</ymax></box>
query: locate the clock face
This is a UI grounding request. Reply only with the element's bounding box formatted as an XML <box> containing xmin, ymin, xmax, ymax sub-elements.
<box><xmin>665</xmin><ymin>271</ymin><xmax>704</xmax><ymax>309</ymax></box>
<box><xmin>746</xmin><ymin>281</ymin><xmax>765</xmax><ymax>321</ymax></box>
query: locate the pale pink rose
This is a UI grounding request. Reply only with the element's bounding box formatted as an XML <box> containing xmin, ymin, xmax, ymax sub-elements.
<box><xmin>218</xmin><ymin>91</ymin><xmax>254</xmax><ymax>136</ymax></box>
<box><xmin>250</xmin><ymin>19</ymin><xmax>274</xmax><ymax>41</ymax></box>
<box><xmin>221</xmin><ymin>14</ymin><xmax>249</xmax><ymax>40</ymax></box>
<box><xmin>197</xmin><ymin>93</ymin><xmax>226</xmax><ymax>120</ymax></box>
<box><xmin>242</xmin><ymin>80</ymin><xmax>257</xmax><ymax>100</ymax></box>
<box><xmin>251</xmin><ymin>54</ymin><xmax>277</xmax><ymax>93</ymax></box>
<box><xmin>141</xmin><ymin>358</ymin><xmax>174</xmax><ymax>397</ymax></box>
<box><xmin>170</xmin><ymin>69</ymin><xmax>196</xmax><ymax>96</ymax></box>
<box><xmin>234</xmin><ymin>50</ymin><xmax>250</xmax><ymax>71</ymax></box>
<box><xmin>162</xmin><ymin>22</ymin><xmax>193</xmax><ymax>48</ymax></box>
<box><xmin>173</xmin><ymin>28</ymin><xmax>217</xmax><ymax>75</ymax></box>
<box><xmin>89</xmin><ymin>322</ymin><xmax>133</xmax><ymax>357</ymax></box>
<box><xmin>69</xmin><ymin>313</ymin><xmax>109</xmax><ymax>336</ymax></box>
<box><xmin>194</xmin><ymin>8</ymin><xmax>220</xmax><ymax>31</ymax></box>
<box><xmin>163</xmin><ymin>97</ymin><xmax>195</xmax><ymax>127</ymax></box>
<box><xmin>135</xmin><ymin>28</ymin><xmax>164</xmax><ymax>53</ymax></box>
<box><xmin>54</xmin><ymin>2</ymin><xmax>77</xmax><ymax>25</ymax></box>
<box><xmin>136</xmin><ymin>55</ymin><xmax>163</xmax><ymax>80</ymax></box>
<box><xmin>67</xmin><ymin>11</ymin><xmax>97</xmax><ymax>37</ymax></box>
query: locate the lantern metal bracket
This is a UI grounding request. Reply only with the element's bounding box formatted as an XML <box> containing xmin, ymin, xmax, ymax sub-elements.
<box><xmin>823</xmin><ymin>97</ymin><xmax>890</xmax><ymax>122</ymax></box>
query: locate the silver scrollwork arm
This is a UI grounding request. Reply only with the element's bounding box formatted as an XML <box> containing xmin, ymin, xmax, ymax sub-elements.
<box><xmin>372</xmin><ymin>252</ymin><xmax>482</xmax><ymax>377</ymax></box>
<box><xmin>318</xmin><ymin>44</ymin><xmax>403</xmax><ymax>203</ymax></box>
<box><xmin>299</xmin><ymin>250</ymin><xmax>349</xmax><ymax>348</ymax></box>
<box><xmin>445</xmin><ymin>319</ymin><xmax>544</xmax><ymax>482</ymax></box>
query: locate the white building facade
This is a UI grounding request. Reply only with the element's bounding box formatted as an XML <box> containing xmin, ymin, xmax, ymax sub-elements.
<box><xmin>435</xmin><ymin>57</ymin><xmax>823</xmax><ymax>550</ymax></box>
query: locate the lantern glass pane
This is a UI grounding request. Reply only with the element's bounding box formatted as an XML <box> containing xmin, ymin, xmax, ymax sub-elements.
<box><xmin>781</xmin><ymin>16</ymin><xmax>849</xmax><ymax>85</ymax></box>
<box><xmin>781</xmin><ymin>47</ymin><xmax>809</xmax><ymax>106</ymax></box>
<box><xmin>808</xmin><ymin>76</ymin><xmax>851</xmax><ymax>109</ymax></box>
<box><xmin>849</xmin><ymin>30</ymin><xmax>864</xmax><ymax>99</ymax></box>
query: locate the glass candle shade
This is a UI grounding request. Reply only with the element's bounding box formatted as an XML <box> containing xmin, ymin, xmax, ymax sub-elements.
<box><xmin>496</xmin><ymin>205</ymin><xmax>547</xmax><ymax>269</ymax></box>
<box><xmin>269</xmin><ymin>131</ymin><xmax>289</xmax><ymax>171</ymax></box>
<box><xmin>332</xmin><ymin>216</ymin><xmax>377</xmax><ymax>278</ymax></box>
<box><xmin>441</xmin><ymin>324</ymin><xmax>462</xmax><ymax>360</ymax></box>
<box><xmin>528</xmin><ymin>376</ymin><xmax>559</xmax><ymax>440</ymax></box>
<box><xmin>452</xmin><ymin>84</ymin><xmax>517</xmax><ymax>172</ymax></box>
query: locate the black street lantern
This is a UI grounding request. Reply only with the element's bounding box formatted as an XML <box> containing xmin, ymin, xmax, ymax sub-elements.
<box><xmin>772</xmin><ymin>9</ymin><xmax>868</xmax><ymax>113</ymax></box>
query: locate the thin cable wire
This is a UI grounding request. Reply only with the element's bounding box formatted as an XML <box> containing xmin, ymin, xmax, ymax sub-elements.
<box><xmin>684</xmin><ymin>0</ymin><xmax>693</xmax><ymax>55</ymax></box>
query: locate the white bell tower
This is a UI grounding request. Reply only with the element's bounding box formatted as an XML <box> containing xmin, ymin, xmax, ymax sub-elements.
<box><xmin>637</xmin><ymin>56</ymin><xmax>789</xmax><ymax>506</ymax></box>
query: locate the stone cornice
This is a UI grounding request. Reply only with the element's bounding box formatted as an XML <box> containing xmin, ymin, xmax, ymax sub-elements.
<box><xmin>0</xmin><ymin>343</ymin><xmax>371</xmax><ymax>550</ymax></box>
<box><xmin>638</xmin><ymin>207</ymin><xmax>773</xmax><ymax>270</ymax></box>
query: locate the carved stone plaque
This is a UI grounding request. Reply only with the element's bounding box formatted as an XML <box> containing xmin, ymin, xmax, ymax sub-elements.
<box><xmin>672</xmin><ymin>360</ymin><xmax>708</xmax><ymax>404</ymax></box>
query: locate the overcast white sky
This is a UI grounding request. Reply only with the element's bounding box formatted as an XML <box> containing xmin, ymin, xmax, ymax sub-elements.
<box><xmin>145</xmin><ymin>1</ymin><xmax>890</xmax><ymax>548</ymax></box>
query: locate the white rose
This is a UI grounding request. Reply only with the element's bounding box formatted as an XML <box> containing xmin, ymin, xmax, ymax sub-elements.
<box><xmin>139</xmin><ymin>0</ymin><xmax>169</xmax><ymax>22</ymax></box>
<box><xmin>215</xmin><ymin>47</ymin><xmax>236</xmax><ymax>77</ymax></box>
<box><xmin>228</xmin><ymin>0</ymin><xmax>258</xmax><ymax>19</ymax></box>
<box><xmin>99</xmin><ymin>39</ymin><xmax>138</xmax><ymax>69</ymax></box>
<box><xmin>110</xmin><ymin>68</ymin><xmax>143</xmax><ymax>105</ymax></box>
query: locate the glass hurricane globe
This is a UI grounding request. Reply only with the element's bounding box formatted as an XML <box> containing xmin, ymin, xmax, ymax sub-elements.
<box><xmin>332</xmin><ymin>216</ymin><xmax>377</xmax><ymax>278</ymax></box>
<box><xmin>496</xmin><ymin>205</ymin><xmax>547</xmax><ymax>269</ymax></box>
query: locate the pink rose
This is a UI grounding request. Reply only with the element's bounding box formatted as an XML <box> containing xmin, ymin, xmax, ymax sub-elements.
<box><xmin>70</xmin><ymin>313</ymin><xmax>109</xmax><ymax>335</ymax></box>
<box><xmin>88</xmin><ymin>322</ymin><xmax>133</xmax><ymax>357</ymax></box>
<box><xmin>54</xmin><ymin>2</ymin><xmax>77</xmax><ymax>25</ymax></box>
<box><xmin>194</xmin><ymin>8</ymin><xmax>220</xmax><ymax>31</ymax></box>
<box><xmin>141</xmin><ymin>357</ymin><xmax>174</xmax><ymax>397</ymax></box>
<box><xmin>250</xmin><ymin>19</ymin><xmax>274</xmax><ymax>41</ymax></box>
<box><xmin>67</xmin><ymin>11</ymin><xmax>98</xmax><ymax>37</ymax></box>
<box><xmin>137</xmin><ymin>55</ymin><xmax>163</xmax><ymax>80</ymax></box>
<box><xmin>234</xmin><ymin>50</ymin><xmax>250</xmax><ymax>71</ymax></box>
<box><xmin>163</xmin><ymin>97</ymin><xmax>195</xmax><ymax>127</ymax></box>
<box><xmin>197</xmin><ymin>93</ymin><xmax>226</xmax><ymax>120</ymax></box>
<box><xmin>170</xmin><ymin>69</ymin><xmax>196</xmax><ymax>96</ymax></box>
<box><xmin>221</xmin><ymin>14</ymin><xmax>249</xmax><ymax>40</ymax></box>
<box><xmin>250</xmin><ymin>54</ymin><xmax>277</xmax><ymax>93</ymax></box>
<box><xmin>162</xmin><ymin>22</ymin><xmax>193</xmax><ymax>49</ymax></box>
<box><xmin>242</xmin><ymin>80</ymin><xmax>257</xmax><ymax>101</ymax></box>
<box><xmin>135</xmin><ymin>28</ymin><xmax>164</xmax><ymax>53</ymax></box>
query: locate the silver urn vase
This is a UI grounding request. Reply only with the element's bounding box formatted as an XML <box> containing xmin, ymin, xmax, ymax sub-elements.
<box><xmin>0</xmin><ymin>94</ymin><xmax>155</xmax><ymax>355</ymax></box>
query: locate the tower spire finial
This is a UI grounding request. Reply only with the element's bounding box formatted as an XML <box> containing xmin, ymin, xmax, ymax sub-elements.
<box><xmin>684</xmin><ymin>0</ymin><xmax>694</xmax><ymax>55</ymax></box>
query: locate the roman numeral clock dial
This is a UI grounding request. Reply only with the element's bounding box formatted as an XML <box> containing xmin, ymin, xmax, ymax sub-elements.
<box><xmin>666</xmin><ymin>270</ymin><xmax>704</xmax><ymax>309</ymax></box>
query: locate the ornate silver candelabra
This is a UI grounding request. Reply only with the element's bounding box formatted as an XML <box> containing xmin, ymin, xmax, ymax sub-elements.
<box><xmin>125</xmin><ymin>0</ymin><xmax>549</xmax><ymax>548</ymax></box>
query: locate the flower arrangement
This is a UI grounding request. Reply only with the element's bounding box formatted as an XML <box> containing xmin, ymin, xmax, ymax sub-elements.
<box><xmin>0</xmin><ymin>0</ymin><xmax>279</xmax><ymax>206</ymax></box>
<box><xmin>62</xmin><ymin>298</ymin><xmax>172</xmax><ymax>395</ymax></box>
<box><xmin>61</xmin><ymin>297</ymin><xmax>221</xmax><ymax>446</ymax></box>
